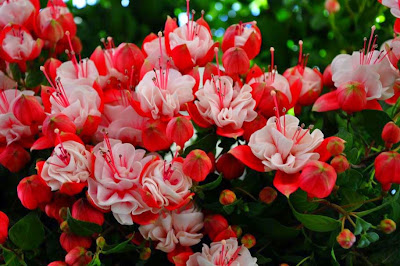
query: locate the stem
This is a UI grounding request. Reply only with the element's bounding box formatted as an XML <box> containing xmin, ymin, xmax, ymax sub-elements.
<box><xmin>340</xmin><ymin>195</ymin><xmax>383</xmax><ymax>209</ymax></box>
<box><xmin>233</xmin><ymin>187</ymin><xmax>257</xmax><ymax>201</ymax></box>
<box><xmin>296</xmin><ymin>256</ymin><xmax>311</xmax><ymax>266</ymax></box>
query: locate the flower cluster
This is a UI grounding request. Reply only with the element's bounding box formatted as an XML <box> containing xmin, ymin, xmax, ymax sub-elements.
<box><xmin>1</xmin><ymin>0</ymin><xmax>400</xmax><ymax>265</ymax></box>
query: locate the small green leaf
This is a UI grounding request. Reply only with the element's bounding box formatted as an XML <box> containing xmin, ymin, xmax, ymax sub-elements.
<box><xmin>198</xmin><ymin>174</ymin><xmax>222</xmax><ymax>191</ymax></box>
<box><xmin>356</xmin><ymin>191</ymin><xmax>399</xmax><ymax>217</ymax></box>
<box><xmin>9</xmin><ymin>212</ymin><xmax>45</xmax><ymax>250</ymax></box>
<box><xmin>255</xmin><ymin>254</ymin><xmax>272</xmax><ymax>264</ymax></box>
<box><xmin>184</xmin><ymin>133</ymin><xmax>218</xmax><ymax>155</ymax></box>
<box><xmin>291</xmin><ymin>190</ymin><xmax>319</xmax><ymax>212</ymax></box>
<box><xmin>87</xmin><ymin>255</ymin><xmax>101</xmax><ymax>266</ymax></box>
<box><xmin>288</xmin><ymin>199</ymin><xmax>341</xmax><ymax>232</ymax></box>
<box><xmin>336</xmin><ymin>127</ymin><xmax>353</xmax><ymax>150</ymax></box>
<box><xmin>366</xmin><ymin>232</ymin><xmax>379</xmax><ymax>243</ymax></box>
<box><xmin>9</xmin><ymin>63</ymin><xmax>21</xmax><ymax>82</ymax></box>
<box><xmin>357</xmin><ymin>234</ymin><xmax>371</xmax><ymax>248</ymax></box>
<box><xmin>222</xmin><ymin>199</ymin><xmax>242</xmax><ymax>215</ymax></box>
<box><xmin>331</xmin><ymin>248</ymin><xmax>340</xmax><ymax>266</ymax></box>
<box><xmin>354</xmin><ymin>217</ymin><xmax>372</xmax><ymax>235</ymax></box>
<box><xmin>2</xmin><ymin>249</ymin><xmax>27</xmax><ymax>266</ymax></box>
<box><xmin>67</xmin><ymin>209</ymin><xmax>102</xmax><ymax>237</ymax></box>
<box><xmin>25</xmin><ymin>70</ymin><xmax>44</xmax><ymax>88</ymax></box>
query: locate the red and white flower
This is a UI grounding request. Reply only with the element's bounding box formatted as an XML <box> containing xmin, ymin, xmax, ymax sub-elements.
<box><xmin>0</xmin><ymin>0</ymin><xmax>38</xmax><ymax>29</ymax></box>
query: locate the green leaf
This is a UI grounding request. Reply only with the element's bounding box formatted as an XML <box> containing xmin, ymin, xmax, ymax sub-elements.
<box><xmin>353</xmin><ymin>110</ymin><xmax>392</xmax><ymax>145</ymax></box>
<box><xmin>340</xmin><ymin>188</ymin><xmax>367</xmax><ymax>211</ymax></box>
<box><xmin>9</xmin><ymin>212</ymin><xmax>45</xmax><ymax>250</ymax></box>
<box><xmin>246</xmin><ymin>217</ymin><xmax>299</xmax><ymax>240</ymax></box>
<box><xmin>331</xmin><ymin>248</ymin><xmax>340</xmax><ymax>266</ymax></box>
<box><xmin>87</xmin><ymin>256</ymin><xmax>101</xmax><ymax>266</ymax></box>
<box><xmin>222</xmin><ymin>199</ymin><xmax>242</xmax><ymax>215</ymax></box>
<box><xmin>102</xmin><ymin>237</ymin><xmax>137</xmax><ymax>255</ymax></box>
<box><xmin>336</xmin><ymin>127</ymin><xmax>353</xmax><ymax>151</ymax></box>
<box><xmin>356</xmin><ymin>191</ymin><xmax>399</xmax><ymax>217</ymax></box>
<box><xmin>288</xmin><ymin>199</ymin><xmax>341</xmax><ymax>232</ymax></box>
<box><xmin>255</xmin><ymin>254</ymin><xmax>272</xmax><ymax>264</ymax></box>
<box><xmin>2</xmin><ymin>249</ymin><xmax>27</xmax><ymax>266</ymax></box>
<box><xmin>291</xmin><ymin>190</ymin><xmax>319</xmax><ymax>212</ymax></box>
<box><xmin>354</xmin><ymin>217</ymin><xmax>372</xmax><ymax>235</ymax></box>
<box><xmin>366</xmin><ymin>232</ymin><xmax>379</xmax><ymax>243</ymax></box>
<box><xmin>25</xmin><ymin>70</ymin><xmax>44</xmax><ymax>88</ymax></box>
<box><xmin>67</xmin><ymin>209</ymin><xmax>102</xmax><ymax>237</ymax></box>
<box><xmin>197</xmin><ymin>174</ymin><xmax>222</xmax><ymax>191</ymax></box>
<box><xmin>357</xmin><ymin>234</ymin><xmax>371</xmax><ymax>248</ymax></box>
<box><xmin>184</xmin><ymin>133</ymin><xmax>218</xmax><ymax>156</ymax></box>
<box><xmin>9</xmin><ymin>63</ymin><xmax>21</xmax><ymax>82</ymax></box>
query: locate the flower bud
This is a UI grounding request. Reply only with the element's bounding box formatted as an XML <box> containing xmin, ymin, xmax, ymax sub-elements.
<box><xmin>219</xmin><ymin>189</ymin><xmax>236</xmax><ymax>205</ymax></box>
<box><xmin>96</xmin><ymin>236</ymin><xmax>106</xmax><ymax>248</ymax></box>
<box><xmin>65</xmin><ymin>247</ymin><xmax>92</xmax><ymax>266</ymax></box>
<box><xmin>222</xmin><ymin>47</ymin><xmax>250</xmax><ymax>75</ymax></box>
<box><xmin>216</xmin><ymin>153</ymin><xmax>245</xmax><ymax>180</ymax></box>
<box><xmin>322</xmin><ymin>64</ymin><xmax>334</xmax><ymax>88</ymax></box>
<box><xmin>326</xmin><ymin>137</ymin><xmax>346</xmax><ymax>156</ymax></box>
<box><xmin>17</xmin><ymin>175</ymin><xmax>52</xmax><ymax>210</ymax></box>
<box><xmin>113</xmin><ymin>43</ymin><xmax>144</xmax><ymax>87</ymax></box>
<box><xmin>167</xmin><ymin>245</ymin><xmax>192</xmax><ymax>264</ymax></box>
<box><xmin>374</xmin><ymin>151</ymin><xmax>400</xmax><ymax>190</ymax></box>
<box><xmin>259</xmin><ymin>186</ymin><xmax>278</xmax><ymax>204</ymax></box>
<box><xmin>382</xmin><ymin>122</ymin><xmax>400</xmax><ymax>148</ymax></box>
<box><xmin>44</xmin><ymin>58</ymin><xmax>62</xmax><ymax>85</ymax></box>
<box><xmin>204</xmin><ymin>214</ymin><xmax>229</xmax><ymax>240</ymax></box>
<box><xmin>60</xmin><ymin>232</ymin><xmax>92</xmax><ymax>252</ymax></box>
<box><xmin>380</xmin><ymin>219</ymin><xmax>396</xmax><ymax>234</ymax></box>
<box><xmin>183</xmin><ymin>149</ymin><xmax>212</xmax><ymax>182</ymax></box>
<box><xmin>43</xmin><ymin>114</ymin><xmax>77</xmax><ymax>143</ymax></box>
<box><xmin>48</xmin><ymin>261</ymin><xmax>67</xmax><ymax>266</ymax></box>
<box><xmin>231</xmin><ymin>225</ymin><xmax>243</xmax><ymax>238</ymax></box>
<box><xmin>213</xmin><ymin>226</ymin><xmax>237</xmax><ymax>242</ymax></box>
<box><xmin>45</xmin><ymin>193</ymin><xmax>74</xmax><ymax>224</ymax></box>
<box><xmin>12</xmin><ymin>94</ymin><xmax>46</xmax><ymax>126</ymax></box>
<box><xmin>0</xmin><ymin>144</ymin><xmax>30</xmax><ymax>173</ymax></box>
<box><xmin>142</xmin><ymin>120</ymin><xmax>172</xmax><ymax>152</ymax></box>
<box><xmin>140</xmin><ymin>247</ymin><xmax>151</xmax><ymax>260</ymax></box>
<box><xmin>172</xmin><ymin>252</ymin><xmax>193</xmax><ymax>266</ymax></box>
<box><xmin>60</xmin><ymin>221</ymin><xmax>69</xmax><ymax>233</ymax></box>
<box><xmin>337</xmin><ymin>81</ymin><xmax>367</xmax><ymax>113</ymax></box>
<box><xmin>331</xmin><ymin>155</ymin><xmax>350</xmax><ymax>174</ymax></box>
<box><xmin>166</xmin><ymin>116</ymin><xmax>194</xmax><ymax>148</ymax></box>
<box><xmin>336</xmin><ymin>229</ymin><xmax>356</xmax><ymax>249</ymax></box>
<box><xmin>325</xmin><ymin>0</ymin><xmax>340</xmax><ymax>14</ymax></box>
<box><xmin>299</xmin><ymin>161</ymin><xmax>337</xmax><ymax>199</ymax></box>
<box><xmin>0</xmin><ymin>211</ymin><xmax>9</xmax><ymax>244</ymax></box>
<box><xmin>241</xmin><ymin>233</ymin><xmax>256</xmax><ymax>249</ymax></box>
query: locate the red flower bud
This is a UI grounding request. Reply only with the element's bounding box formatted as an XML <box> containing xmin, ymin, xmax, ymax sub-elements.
<box><xmin>167</xmin><ymin>245</ymin><xmax>192</xmax><ymax>264</ymax></box>
<box><xmin>65</xmin><ymin>247</ymin><xmax>92</xmax><ymax>266</ymax></box>
<box><xmin>241</xmin><ymin>233</ymin><xmax>256</xmax><ymax>249</ymax></box>
<box><xmin>96</xmin><ymin>236</ymin><xmax>106</xmax><ymax>249</ymax></box>
<box><xmin>337</xmin><ymin>81</ymin><xmax>367</xmax><ymax>113</ymax></box>
<box><xmin>382</xmin><ymin>122</ymin><xmax>400</xmax><ymax>148</ymax></box>
<box><xmin>213</xmin><ymin>226</ymin><xmax>237</xmax><ymax>242</ymax></box>
<box><xmin>42</xmin><ymin>113</ymin><xmax>77</xmax><ymax>143</ymax></box>
<box><xmin>231</xmin><ymin>225</ymin><xmax>243</xmax><ymax>238</ymax></box>
<box><xmin>331</xmin><ymin>155</ymin><xmax>350</xmax><ymax>174</ymax></box>
<box><xmin>322</xmin><ymin>64</ymin><xmax>334</xmax><ymax>88</ymax></box>
<box><xmin>60</xmin><ymin>232</ymin><xmax>92</xmax><ymax>252</ymax></box>
<box><xmin>90</xmin><ymin>46</ymin><xmax>107</xmax><ymax>76</ymax></box>
<box><xmin>48</xmin><ymin>261</ymin><xmax>67</xmax><ymax>266</ymax></box>
<box><xmin>72</xmin><ymin>198</ymin><xmax>105</xmax><ymax>226</ymax></box>
<box><xmin>13</xmin><ymin>94</ymin><xmax>46</xmax><ymax>126</ymax></box>
<box><xmin>216</xmin><ymin>153</ymin><xmax>245</xmax><ymax>180</ymax></box>
<box><xmin>0</xmin><ymin>211</ymin><xmax>9</xmax><ymax>244</ymax></box>
<box><xmin>326</xmin><ymin>137</ymin><xmax>346</xmax><ymax>156</ymax></box>
<box><xmin>183</xmin><ymin>149</ymin><xmax>212</xmax><ymax>182</ymax></box>
<box><xmin>17</xmin><ymin>175</ymin><xmax>52</xmax><ymax>210</ymax></box>
<box><xmin>242</xmin><ymin>113</ymin><xmax>267</xmax><ymax>142</ymax></box>
<box><xmin>222</xmin><ymin>47</ymin><xmax>250</xmax><ymax>75</ymax></box>
<box><xmin>38</xmin><ymin>19</ymin><xmax>64</xmax><ymax>43</ymax></box>
<box><xmin>379</xmin><ymin>219</ymin><xmax>396</xmax><ymax>234</ymax></box>
<box><xmin>219</xmin><ymin>189</ymin><xmax>236</xmax><ymax>205</ymax></box>
<box><xmin>0</xmin><ymin>144</ymin><xmax>30</xmax><ymax>173</ymax></box>
<box><xmin>166</xmin><ymin>116</ymin><xmax>194</xmax><ymax>148</ymax></box>
<box><xmin>299</xmin><ymin>161</ymin><xmax>337</xmax><ymax>198</ymax></box>
<box><xmin>139</xmin><ymin>247</ymin><xmax>151</xmax><ymax>260</ymax></box>
<box><xmin>142</xmin><ymin>120</ymin><xmax>172</xmax><ymax>152</ymax></box>
<box><xmin>113</xmin><ymin>43</ymin><xmax>144</xmax><ymax>88</ymax></box>
<box><xmin>204</xmin><ymin>214</ymin><xmax>229</xmax><ymax>240</ymax></box>
<box><xmin>374</xmin><ymin>151</ymin><xmax>400</xmax><ymax>190</ymax></box>
<box><xmin>325</xmin><ymin>0</ymin><xmax>340</xmax><ymax>14</ymax></box>
<box><xmin>259</xmin><ymin>186</ymin><xmax>278</xmax><ymax>204</ymax></box>
<box><xmin>45</xmin><ymin>192</ymin><xmax>74</xmax><ymax>223</ymax></box>
<box><xmin>336</xmin><ymin>229</ymin><xmax>356</xmax><ymax>249</ymax></box>
<box><xmin>172</xmin><ymin>252</ymin><xmax>193</xmax><ymax>266</ymax></box>
<box><xmin>44</xmin><ymin>58</ymin><xmax>62</xmax><ymax>85</ymax></box>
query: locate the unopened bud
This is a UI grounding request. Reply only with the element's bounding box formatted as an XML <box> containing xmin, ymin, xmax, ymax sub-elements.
<box><xmin>219</xmin><ymin>189</ymin><xmax>236</xmax><ymax>205</ymax></box>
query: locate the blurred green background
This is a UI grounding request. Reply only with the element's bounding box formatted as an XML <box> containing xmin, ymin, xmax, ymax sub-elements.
<box><xmin>66</xmin><ymin>0</ymin><xmax>394</xmax><ymax>71</ymax></box>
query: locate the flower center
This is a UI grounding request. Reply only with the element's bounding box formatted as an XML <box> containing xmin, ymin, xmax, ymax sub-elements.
<box><xmin>214</xmin><ymin>240</ymin><xmax>242</xmax><ymax>266</ymax></box>
<box><xmin>185</xmin><ymin>0</ymin><xmax>200</xmax><ymax>41</ymax></box>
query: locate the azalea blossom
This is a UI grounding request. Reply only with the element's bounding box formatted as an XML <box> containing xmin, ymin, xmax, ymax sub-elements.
<box><xmin>139</xmin><ymin>204</ymin><xmax>203</xmax><ymax>253</ymax></box>
<box><xmin>248</xmin><ymin>113</ymin><xmax>324</xmax><ymax>174</ymax></box>
<box><xmin>194</xmin><ymin>75</ymin><xmax>257</xmax><ymax>136</ymax></box>
<box><xmin>186</xmin><ymin>237</ymin><xmax>258</xmax><ymax>266</ymax></box>
<box><xmin>87</xmin><ymin>138</ymin><xmax>155</xmax><ymax>225</ymax></box>
<box><xmin>40</xmin><ymin>140</ymin><xmax>91</xmax><ymax>192</ymax></box>
<box><xmin>135</xmin><ymin>68</ymin><xmax>195</xmax><ymax>120</ymax></box>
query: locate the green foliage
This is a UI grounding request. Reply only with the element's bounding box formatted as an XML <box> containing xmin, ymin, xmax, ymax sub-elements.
<box><xmin>9</xmin><ymin>212</ymin><xmax>45</xmax><ymax>251</ymax></box>
<box><xmin>66</xmin><ymin>209</ymin><xmax>103</xmax><ymax>237</ymax></box>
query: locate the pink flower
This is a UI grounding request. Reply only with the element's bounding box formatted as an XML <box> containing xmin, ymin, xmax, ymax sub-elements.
<box><xmin>381</xmin><ymin>0</ymin><xmax>400</xmax><ymax>18</ymax></box>
<box><xmin>194</xmin><ymin>75</ymin><xmax>257</xmax><ymax>136</ymax></box>
<box><xmin>0</xmin><ymin>90</ymin><xmax>35</xmax><ymax>146</ymax></box>
<box><xmin>186</xmin><ymin>237</ymin><xmax>258</xmax><ymax>266</ymax></box>
<box><xmin>87</xmin><ymin>138</ymin><xmax>154</xmax><ymax>225</ymax></box>
<box><xmin>41</xmin><ymin>140</ymin><xmax>91</xmax><ymax>191</ymax></box>
<box><xmin>49</xmin><ymin>82</ymin><xmax>101</xmax><ymax>130</ymax></box>
<box><xmin>248</xmin><ymin>71</ymin><xmax>292</xmax><ymax>103</ymax></box>
<box><xmin>95</xmin><ymin>103</ymin><xmax>146</xmax><ymax>146</ymax></box>
<box><xmin>135</xmin><ymin>68</ymin><xmax>195</xmax><ymax>120</ymax></box>
<box><xmin>248</xmin><ymin>114</ymin><xmax>324</xmax><ymax>174</ymax></box>
<box><xmin>0</xmin><ymin>24</ymin><xmax>43</xmax><ymax>63</ymax></box>
<box><xmin>142</xmin><ymin>33</ymin><xmax>175</xmax><ymax>70</ymax></box>
<box><xmin>56</xmin><ymin>58</ymin><xmax>99</xmax><ymax>87</ymax></box>
<box><xmin>139</xmin><ymin>204</ymin><xmax>203</xmax><ymax>253</ymax></box>
<box><xmin>0</xmin><ymin>0</ymin><xmax>36</xmax><ymax>29</ymax></box>
<box><xmin>140</xmin><ymin>157</ymin><xmax>193</xmax><ymax>211</ymax></box>
<box><xmin>0</xmin><ymin>71</ymin><xmax>17</xmax><ymax>91</ymax></box>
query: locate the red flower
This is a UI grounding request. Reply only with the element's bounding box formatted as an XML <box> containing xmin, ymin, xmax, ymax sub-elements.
<box><xmin>45</xmin><ymin>192</ymin><xmax>75</xmax><ymax>223</ymax></box>
<box><xmin>382</xmin><ymin>121</ymin><xmax>400</xmax><ymax>148</ymax></box>
<box><xmin>204</xmin><ymin>214</ymin><xmax>228</xmax><ymax>241</ymax></box>
<box><xmin>166</xmin><ymin>116</ymin><xmax>194</xmax><ymax>148</ymax></box>
<box><xmin>216</xmin><ymin>153</ymin><xmax>245</xmax><ymax>180</ymax></box>
<box><xmin>299</xmin><ymin>161</ymin><xmax>337</xmax><ymax>198</ymax></box>
<box><xmin>222</xmin><ymin>47</ymin><xmax>250</xmax><ymax>75</ymax></box>
<box><xmin>219</xmin><ymin>189</ymin><xmax>236</xmax><ymax>205</ymax></box>
<box><xmin>60</xmin><ymin>232</ymin><xmax>92</xmax><ymax>252</ymax></box>
<box><xmin>71</xmin><ymin>198</ymin><xmax>104</xmax><ymax>226</ymax></box>
<box><xmin>0</xmin><ymin>144</ymin><xmax>30</xmax><ymax>173</ymax></box>
<box><xmin>331</xmin><ymin>155</ymin><xmax>350</xmax><ymax>174</ymax></box>
<box><xmin>65</xmin><ymin>246</ymin><xmax>92</xmax><ymax>266</ymax></box>
<box><xmin>336</xmin><ymin>229</ymin><xmax>356</xmax><ymax>249</ymax></box>
<box><xmin>374</xmin><ymin>151</ymin><xmax>400</xmax><ymax>191</ymax></box>
<box><xmin>12</xmin><ymin>94</ymin><xmax>46</xmax><ymax>126</ymax></box>
<box><xmin>259</xmin><ymin>187</ymin><xmax>278</xmax><ymax>204</ymax></box>
<box><xmin>17</xmin><ymin>175</ymin><xmax>52</xmax><ymax>210</ymax></box>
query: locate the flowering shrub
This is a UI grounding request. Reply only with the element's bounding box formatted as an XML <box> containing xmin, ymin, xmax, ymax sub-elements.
<box><xmin>1</xmin><ymin>0</ymin><xmax>400</xmax><ymax>265</ymax></box>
